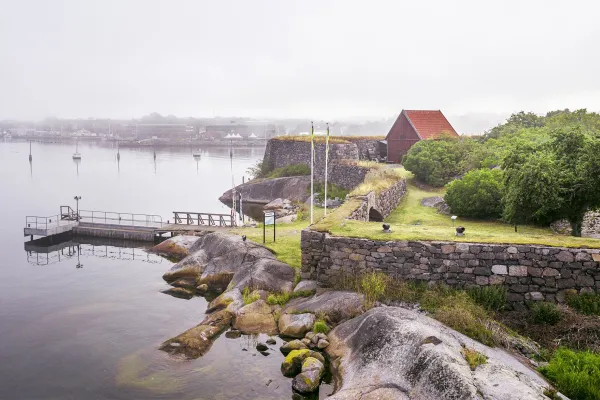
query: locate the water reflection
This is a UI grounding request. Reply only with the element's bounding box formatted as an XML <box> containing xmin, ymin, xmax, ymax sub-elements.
<box><xmin>24</xmin><ymin>232</ymin><xmax>163</xmax><ymax>266</ymax></box>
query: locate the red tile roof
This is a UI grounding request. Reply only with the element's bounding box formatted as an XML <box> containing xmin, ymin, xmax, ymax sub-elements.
<box><xmin>403</xmin><ymin>110</ymin><xmax>458</xmax><ymax>139</ymax></box>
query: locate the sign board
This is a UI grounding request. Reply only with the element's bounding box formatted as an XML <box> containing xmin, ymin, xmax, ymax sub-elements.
<box><xmin>264</xmin><ymin>211</ymin><xmax>275</xmax><ymax>226</ymax></box>
<box><xmin>263</xmin><ymin>211</ymin><xmax>276</xmax><ymax>243</ymax></box>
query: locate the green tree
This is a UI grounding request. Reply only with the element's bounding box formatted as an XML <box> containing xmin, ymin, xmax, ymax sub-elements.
<box><xmin>502</xmin><ymin>126</ymin><xmax>600</xmax><ymax>236</ymax></box>
<box><xmin>445</xmin><ymin>169</ymin><xmax>504</xmax><ymax>219</ymax></box>
<box><xmin>404</xmin><ymin>137</ymin><xmax>483</xmax><ymax>187</ymax></box>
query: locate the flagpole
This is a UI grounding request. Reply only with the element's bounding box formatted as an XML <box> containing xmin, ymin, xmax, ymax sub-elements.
<box><xmin>310</xmin><ymin>121</ymin><xmax>314</xmax><ymax>225</ymax></box>
<box><xmin>324</xmin><ymin>123</ymin><xmax>330</xmax><ymax>216</ymax></box>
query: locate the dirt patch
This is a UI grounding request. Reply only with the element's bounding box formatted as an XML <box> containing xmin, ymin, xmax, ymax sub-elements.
<box><xmin>497</xmin><ymin>306</ymin><xmax>600</xmax><ymax>353</ymax></box>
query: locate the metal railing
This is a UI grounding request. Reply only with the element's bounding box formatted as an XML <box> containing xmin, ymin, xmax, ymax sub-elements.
<box><xmin>172</xmin><ymin>211</ymin><xmax>236</xmax><ymax>227</ymax></box>
<box><xmin>60</xmin><ymin>206</ymin><xmax>78</xmax><ymax>220</ymax></box>
<box><xmin>78</xmin><ymin>210</ymin><xmax>163</xmax><ymax>228</ymax></box>
<box><xmin>25</xmin><ymin>215</ymin><xmax>67</xmax><ymax>230</ymax></box>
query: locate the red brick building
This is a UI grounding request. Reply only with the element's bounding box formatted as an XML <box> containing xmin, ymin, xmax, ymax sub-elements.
<box><xmin>385</xmin><ymin>110</ymin><xmax>458</xmax><ymax>163</ymax></box>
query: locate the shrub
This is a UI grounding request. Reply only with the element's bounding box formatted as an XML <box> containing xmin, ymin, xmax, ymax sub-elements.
<box><xmin>566</xmin><ymin>293</ymin><xmax>600</xmax><ymax>316</ymax></box>
<box><xmin>242</xmin><ymin>287</ymin><xmax>261</xmax><ymax>305</ymax></box>
<box><xmin>539</xmin><ymin>348</ymin><xmax>600</xmax><ymax>400</ymax></box>
<box><xmin>531</xmin><ymin>302</ymin><xmax>561</xmax><ymax>325</ymax></box>
<box><xmin>360</xmin><ymin>272</ymin><xmax>388</xmax><ymax>308</ymax></box>
<box><xmin>467</xmin><ymin>286</ymin><xmax>506</xmax><ymax>311</ymax></box>
<box><xmin>444</xmin><ymin>168</ymin><xmax>504</xmax><ymax>219</ymax></box>
<box><xmin>403</xmin><ymin>137</ymin><xmax>483</xmax><ymax>187</ymax></box>
<box><xmin>313</xmin><ymin>182</ymin><xmax>349</xmax><ymax>202</ymax></box>
<box><xmin>313</xmin><ymin>320</ymin><xmax>330</xmax><ymax>334</ymax></box>
<box><xmin>267</xmin><ymin>164</ymin><xmax>311</xmax><ymax>178</ymax></box>
<box><xmin>463</xmin><ymin>347</ymin><xmax>488</xmax><ymax>370</ymax></box>
<box><xmin>246</xmin><ymin>159</ymin><xmax>272</xmax><ymax>179</ymax></box>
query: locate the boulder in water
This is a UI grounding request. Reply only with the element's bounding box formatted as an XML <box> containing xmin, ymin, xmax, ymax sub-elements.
<box><xmin>149</xmin><ymin>235</ymin><xmax>202</xmax><ymax>260</ymax></box>
<box><xmin>232</xmin><ymin>299</ymin><xmax>278</xmax><ymax>335</ymax></box>
<box><xmin>219</xmin><ymin>176</ymin><xmax>311</xmax><ymax>204</ymax></box>
<box><xmin>292</xmin><ymin>357</ymin><xmax>325</xmax><ymax>394</ymax></box>
<box><xmin>161</xmin><ymin>287</ymin><xmax>194</xmax><ymax>299</ymax></box>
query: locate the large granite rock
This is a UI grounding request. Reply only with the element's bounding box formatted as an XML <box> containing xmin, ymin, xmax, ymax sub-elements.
<box><xmin>232</xmin><ymin>300</ymin><xmax>278</xmax><ymax>335</ymax></box>
<box><xmin>283</xmin><ymin>291</ymin><xmax>365</xmax><ymax>323</ymax></box>
<box><xmin>163</xmin><ymin>232</ymin><xmax>275</xmax><ymax>289</ymax></box>
<box><xmin>219</xmin><ymin>176</ymin><xmax>311</xmax><ymax>204</ymax></box>
<box><xmin>278</xmin><ymin>313</ymin><xmax>316</xmax><ymax>338</ymax></box>
<box><xmin>228</xmin><ymin>258</ymin><xmax>295</xmax><ymax>293</ymax></box>
<box><xmin>326</xmin><ymin>307</ymin><xmax>550</xmax><ymax>400</ymax></box>
<box><xmin>148</xmin><ymin>235</ymin><xmax>201</xmax><ymax>260</ymax></box>
<box><xmin>294</xmin><ymin>280</ymin><xmax>318</xmax><ymax>293</ymax></box>
<box><xmin>206</xmin><ymin>288</ymin><xmax>244</xmax><ymax>314</ymax></box>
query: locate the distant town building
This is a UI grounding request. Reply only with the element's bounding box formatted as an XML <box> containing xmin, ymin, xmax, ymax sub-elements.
<box><xmin>385</xmin><ymin>110</ymin><xmax>458</xmax><ymax>163</ymax></box>
<box><xmin>204</xmin><ymin>121</ymin><xmax>282</xmax><ymax>139</ymax></box>
<box><xmin>135</xmin><ymin>124</ymin><xmax>193</xmax><ymax>139</ymax></box>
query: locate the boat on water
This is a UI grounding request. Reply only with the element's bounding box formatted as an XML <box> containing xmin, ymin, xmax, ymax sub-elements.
<box><xmin>72</xmin><ymin>140</ymin><xmax>82</xmax><ymax>160</ymax></box>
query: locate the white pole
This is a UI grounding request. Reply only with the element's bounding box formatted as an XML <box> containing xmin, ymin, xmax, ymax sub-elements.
<box><xmin>324</xmin><ymin>122</ymin><xmax>329</xmax><ymax>216</ymax></box>
<box><xmin>310</xmin><ymin>121</ymin><xmax>314</xmax><ymax>225</ymax></box>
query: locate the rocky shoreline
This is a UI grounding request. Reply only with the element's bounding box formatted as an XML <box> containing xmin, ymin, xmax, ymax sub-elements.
<box><xmin>150</xmin><ymin>233</ymin><xmax>558</xmax><ymax>399</ymax></box>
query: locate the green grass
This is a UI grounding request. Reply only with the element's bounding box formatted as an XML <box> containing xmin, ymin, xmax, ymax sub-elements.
<box><xmin>266</xmin><ymin>290</ymin><xmax>313</xmax><ymax>306</ymax></box>
<box><xmin>331</xmin><ymin>273</ymin><xmax>496</xmax><ymax>346</ymax></box>
<box><xmin>326</xmin><ymin>168</ymin><xmax>600</xmax><ymax>248</ymax></box>
<box><xmin>463</xmin><ymin>347</ymin><xmax>488</xmax><ymax>370</ymax></box>
<box><xmin>531</xmin><ymin>302</ymin><xmax>562</xmax><ymax>325</ymax></box>
<box><xmin>313</xmin><ymin>182</ymin><xmax>350</xmax><ymax>202</ymax></box>
<box><xmin>467</xmin><ymin>286</ymin><xmax>506</xmax><ymax>312</ymax></box>
<box><xmin>566</xmin><ymin>293</ymin><xmax>600</xmax><ymax>316</ymax></box>
<box><xmin>349</xmin><ymin>167</ymin><xmax>405</xmax><ymax>196</ymax></box>
<box><xmin>242</xmin><ymin>287</ymin><xmax>261</xmax><ymax>305</ymax></box>
<box><xmin>266</xmin><ymin>164</ymin><xmax>310</xmax><ymax>178</ymax></box>
<box><xmin>313</xmin><ymin>320</ymin><xmax>330</xmax><ymax>334</ymax></box>
<box><xmin>540</xmin><ymin>348</ymin><xmax>600</xmax><ymax>400</ymax></box>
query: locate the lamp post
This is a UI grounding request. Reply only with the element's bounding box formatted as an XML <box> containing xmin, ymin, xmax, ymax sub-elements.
<box><xmin>74</xmin><ymin>196</ymin><xmax>82</xmax><ymax>220</ymax></box>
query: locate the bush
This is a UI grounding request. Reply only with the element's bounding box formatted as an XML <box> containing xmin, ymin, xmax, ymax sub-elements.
<box><xmin>403</xmin><ymin>137</ymin><xmax>482</xmax><ymax>187</ymax></box>
<box><xmin>313</xmin><ymin>320</ymin><xmax>330</xmax><ymax>334</ymax></box>
<box><xmin>467</xmin><ymin>286</ymin><xmax>506</xmax><ymax>311</ymax></box>
<box><xmin>313</xmin><ymin>182</ymin><xmax>349</xmax><ymax>202</ymax></box>
<box><xmin>246</xmin><ymin>159</ymin><xmax>272</xmax><ymax>179</ymax></box>
<box><xmin>444</xmin><ymin>168</ymin><xmax>504</xmax><ymax>219</ymax></box>
<box><xmin>531</xmin><ymin>302</ymin><xmax>561</xmax><ymax>325</ymax></box>
<box><xmin>267</xmin><ymin>164</ymin><xmax>310</xmax><ymax>178</ymax></box>
<box><xmin>566</xmin><ymin>293</ymin><xmax>600</xmax><ymax>316</ymax></box>
<box><xmin>539</xmin><ymin>348</ymin><xmax>600</xmax><ymax>400</ymax></box>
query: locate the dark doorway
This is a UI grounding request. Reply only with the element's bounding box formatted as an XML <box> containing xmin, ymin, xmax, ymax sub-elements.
<box><xmin>368</xmin><ymin>208</ymin><xmax>384</xmax><ymax>222</ymax></box>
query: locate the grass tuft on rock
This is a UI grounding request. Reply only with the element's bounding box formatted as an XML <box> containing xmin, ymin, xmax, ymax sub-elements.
<box><xmin>463</xmin><ymin>347</ymin><xmax>487</xmax><ymax>371</ymax></box>
<box><xmin>539</xmin><ymin>348</ymin><xmax>600</xmax><ymax>400</ymax></box>
<box><xmin>266</xmin><ymin>290</ymin><xmax>313</xmax><ymax>306</ymax></box>
<box><xmin>360</xmin><ymin>272</ymin><xmax>388</xmax><ymax>308</ymax></box>
<box><xmin>242</xmin><ymin>287</ymin><xmax>261</xmax><ymax>305</ymax></box>
<box><xmin>313</xmin><ymin>320</ymin><xmax>330</xmax><ymax>334</ymax></box>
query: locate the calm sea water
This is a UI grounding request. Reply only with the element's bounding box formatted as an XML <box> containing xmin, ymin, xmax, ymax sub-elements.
<box><xmin>0</xmin><ymin>140</ymin><xmax>329</xmax><ymax>400</ymax></box>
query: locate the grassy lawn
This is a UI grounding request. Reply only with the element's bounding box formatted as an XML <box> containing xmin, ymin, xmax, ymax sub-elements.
<box><xmin>232</xmin><ymin>208</ymin><xmax>325</xmax><ymax>269</ymax></box>
<box><xmin>325</xmin><ymin>168</ymin><xmax>600</xmax><ymax>249</ymax></box>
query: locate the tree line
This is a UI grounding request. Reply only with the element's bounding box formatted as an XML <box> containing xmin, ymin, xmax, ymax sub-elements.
<box><xmin>403</xmin><ymin>109</ymin><xmax>600</xmax><ymax>236</ymax></box>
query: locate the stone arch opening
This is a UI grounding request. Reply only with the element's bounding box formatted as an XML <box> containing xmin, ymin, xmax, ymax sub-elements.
<box><xmin>368</xmin><ymin>207</ymin><xmax>384</xmax><ymax>222</ymax></box>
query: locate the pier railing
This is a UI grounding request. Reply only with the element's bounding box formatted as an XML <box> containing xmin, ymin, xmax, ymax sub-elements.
<box><xmin>78</xmin><ymin>210</ymin><xmax>164</xmax><ymax>228</ymax></box>
<box><xmin>25</xmin><ymin>215</ymin><xmax>64</xmax><ymax>230</ymax></box>
<box><xmin>172</xmin><ymin>211</ymin><xmax>236</xmax><ymax>227</ymax></box>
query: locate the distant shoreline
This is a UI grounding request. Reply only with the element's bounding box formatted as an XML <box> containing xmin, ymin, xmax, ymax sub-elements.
<box><xmin>5</xmin><ymin>136</ymin><xmax>268</xmax><ymax>148</ymax></box>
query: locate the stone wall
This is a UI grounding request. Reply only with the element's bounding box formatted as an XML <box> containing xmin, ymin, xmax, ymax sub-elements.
<box><xmin>551</xmin><ymin>211</ymin><xmax>600</xmax><ymax>239</ymax></box>
<box><xmin>301</xmin><ymin>231</ymin><xmax>600</xmax><ymax>304</ymax></box>
<box><xmin>262</xmin><ymin>138</ymin><xmax>382</xmax><ymax>189</ymax></box>
<box><xmin>348</xmin><ymin>139</ymin><xmax>381</xmax><ymax>160</ymax></box>
<box><xmin>349</xmin><ymin>178</ymin><xmax>407</xmax><ymax>221</ymax></box>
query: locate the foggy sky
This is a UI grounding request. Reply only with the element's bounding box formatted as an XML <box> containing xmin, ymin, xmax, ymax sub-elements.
<box><xmin>1</xmin><ymin>0</ymin><xmax>599</xmax><ymax>122</ymax></box>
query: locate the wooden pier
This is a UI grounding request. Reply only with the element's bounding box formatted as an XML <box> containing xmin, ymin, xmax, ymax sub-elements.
<box><xmin>24</xmin><ymin>207</ymin><xmax>236</xmax><ymax>242</ymax></box>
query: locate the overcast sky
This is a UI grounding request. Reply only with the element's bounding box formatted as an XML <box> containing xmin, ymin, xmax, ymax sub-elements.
<box><xmin>1</xmin><ymin>0</ymin><xmax>599</xmax><ymax>124</ymax></box>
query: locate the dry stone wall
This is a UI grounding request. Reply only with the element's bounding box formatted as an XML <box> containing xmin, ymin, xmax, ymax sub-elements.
<box><xmin>301</xmin><ymin>231</ymin><xmax>600</xmax><ymax>304</ymax></box>
<box><xmin>349</xmin><ymin>178</ymin><xmax>407</xmax><ymax>221</ymax></box>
